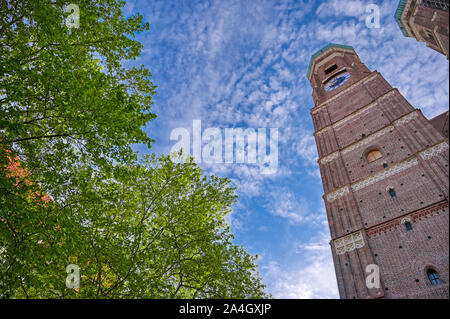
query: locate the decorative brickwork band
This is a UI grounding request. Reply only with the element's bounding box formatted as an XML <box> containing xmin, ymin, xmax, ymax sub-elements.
<box><xmin>419</xmin><ymin>141</ymin><xmax>449</xmax><ymax>160</ymax></box>
<box><xmin>394</xmin><ymin>110</ymin><xmax>418</xmax><ymax>125</ymax></box>
<box><xmin>351</xmin><ymin>157</ymin><xmax>419</xmax><ymax>191</ymax></box>
<box><xmin>319</xmin><ymin>151</ymin><xmax>338</xmax><ymax>164</ymax></box>
<box><xmin>366</xmin><ymin>201</ymin><xmax>449</xmax><ymax>237</ymax></box>
<box><xmin>326</xmin><ymin>185</ymin><xmax>349</xmax><ymax>202</ymax></box>
<box><xmin>341</xmin><ymin>126</ymin><xmax>393</xmax><ymax>155</ymax></box>
<box><xmin>324</xmin><ymin>140</ymin><xmax>448</xmax><ymax>202</ymax></box>
<box><xmin>334</xmin><ymin>231</ymin><xmax>365</xmax><ymax>255</ymax></box>
<box><xmin>318</xmin><ymin>110</ymin><xmax>419</xmax><ymax>163</ymax></box>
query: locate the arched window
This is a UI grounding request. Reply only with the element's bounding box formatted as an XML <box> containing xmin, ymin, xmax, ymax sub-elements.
<box><xmin>366</xmin><ymin>150</ymin><xmax>382</xmax><ymax>163</ymax></box>
<box><xmin>427</xmin><ymin>269</ymin><xmax>442</xmax><ymax>285</ymax></box>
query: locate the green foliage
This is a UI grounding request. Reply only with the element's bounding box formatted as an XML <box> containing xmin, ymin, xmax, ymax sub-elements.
<box><xmin>0</xmin><ymin>0</ymin><xmax>156</xmax><ymax>192</ymax></box>
<box><xmin>0</xmin><ymin>0</ymin><xmax>269</xmax><ymax>299</ymax></box>
<box><xmin>2</xmin><ymin>154</ymin><xmax>268</xmax><ymax>298</ymax></box>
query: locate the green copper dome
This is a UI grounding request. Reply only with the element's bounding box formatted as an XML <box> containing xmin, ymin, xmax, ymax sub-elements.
<box><xmin>395</xmin><ymin>0</ymin><xmax>411</xmax><ymax>37</ymax></box>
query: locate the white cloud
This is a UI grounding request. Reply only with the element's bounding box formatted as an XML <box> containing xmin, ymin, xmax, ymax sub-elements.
<box><xmin>316</xmin><ymin>0</ymin><xmax>367</xmax><ymax>18</ymax></box>
<box><xmin>293</xmin><ymin>134</ymin><xmax>318</xmax><ymax>167</ymax></box>
<box><xmin>131</xmin><ymin>0</ymin><xmax>449</xmax><ymax>299</ymax></box>
<box><xmin>265</xmin><ymin>187</ymin><xmax>326</xmax><ymax>225</ymax></box>
<box><xmin>262</xmin><ymin>231</ymin><xmax>339</xmax><ymax>299</ymax></box>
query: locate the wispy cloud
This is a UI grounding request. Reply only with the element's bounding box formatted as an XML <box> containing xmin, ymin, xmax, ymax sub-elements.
<box><xmin>128</xmin><ymin>0</ymin><xmax>449</xmax><ymax>299</ymax></box>
<box><xmin>262</xmin><ymin>231</ymin><xmax>339</xmax><ymax>299</ymax></box>
<box><xmin>316</xmin><ymin>0</ymin><xmax>367</xmax><ymax>18</ymax></box>
<box><xmin>265</xmin><ymin>187</ymin><xmax>326</xmax><ymax>224</ymax></box>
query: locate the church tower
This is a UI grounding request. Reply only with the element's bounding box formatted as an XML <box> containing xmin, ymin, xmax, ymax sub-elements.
<box><xmin>395</xmin><ymin>0</ymin><xmax>449</xmax><ymax>59</ymax></box>
<box><xmin>308</xmin><ymin>43</ymin><xmax>449</xmax><ymax>299</ymax></box>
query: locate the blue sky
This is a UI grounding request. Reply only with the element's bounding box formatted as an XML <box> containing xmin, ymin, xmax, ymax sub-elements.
<box><xmin>122</xmin><ymin>0</ymin><xmax>449</xmax><ymax>298</ymax></box>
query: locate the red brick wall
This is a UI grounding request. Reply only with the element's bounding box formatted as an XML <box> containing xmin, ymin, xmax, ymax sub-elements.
<box><xmin>368</xmin><ymin>202</ymin><xmax>449</xmax><ymax>299</ymax></box>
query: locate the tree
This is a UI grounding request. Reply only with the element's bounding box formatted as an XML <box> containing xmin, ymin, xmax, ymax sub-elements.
<box><xmin>0</xmin><ymin>144</ymin><xmax>78</xmax><ymax>298</ymax></box>
<box><xmin>3</xmin><ymin>154</ymin><xmax>269</xmax><ymax>298</ymax></box>
<box><xmin>0</xmin><ymin>0</ymin><xmax>156</xmax><ymax>296</ymax></box>
<box><xmin>0</xmin><ymin>0</ymin><xmax>156</xmax><ymax>198</ymax></box>
<box><xmin>0</xmin><ymin>0</ymin><xmax>269</xmax><ymax>298</ymax></box>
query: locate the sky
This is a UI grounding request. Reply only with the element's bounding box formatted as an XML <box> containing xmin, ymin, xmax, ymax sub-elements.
<box><xmin>122</xmin><ymin>0</ymin><xmax>449</xmax><ymax>298</ymax></box>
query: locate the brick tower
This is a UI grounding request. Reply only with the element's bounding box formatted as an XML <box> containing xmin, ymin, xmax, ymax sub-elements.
<box><xmin>308</xmin><ymin>43</ymin><xmax>449</xmax><ymax>299</ymax></box>
<box><xmin>395</xmin><ymin>0</ymin><xmax>449</xmax><ymax>59</ymax></box>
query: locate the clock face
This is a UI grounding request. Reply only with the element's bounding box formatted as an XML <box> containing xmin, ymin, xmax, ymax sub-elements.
<box><xmin>325</xmin><ymin>72</ymin><xmax>351</xmax><ymax>91</ymax></box>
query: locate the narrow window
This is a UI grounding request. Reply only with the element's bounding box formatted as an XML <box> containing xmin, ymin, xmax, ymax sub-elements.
<box><xmin>427</xmin><ymin>269</ymin><xmax>442</xmax><ymax>285</ymax></box>
<box><xmin>405</xmin><ymin>221</ymin><xmax>413</xmax><ymax>231</ymax></box>
<box><xmin>383</xmin><ymin>163</ymin><xmax>388</xmax><ymax>168</ymax></box>
<box><xmin>366</xmin><ymin>150</ymin><xmax>382</xmax><ymax>163</ymax></box>
<box><xmin>325</xmin><ymin>64</ymin><xmax>338</xmax><ymax>75</ymax></box>
<box><xmin>388</xmin><ymin>188</ymin><xmax>396</xmax><ymax>198</ymax></box>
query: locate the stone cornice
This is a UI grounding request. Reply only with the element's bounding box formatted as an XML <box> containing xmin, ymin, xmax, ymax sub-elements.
<box><xmin>311</xmin><ymin>72</ymin><xmax>379</xmax><ymax>115</ymax></box>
